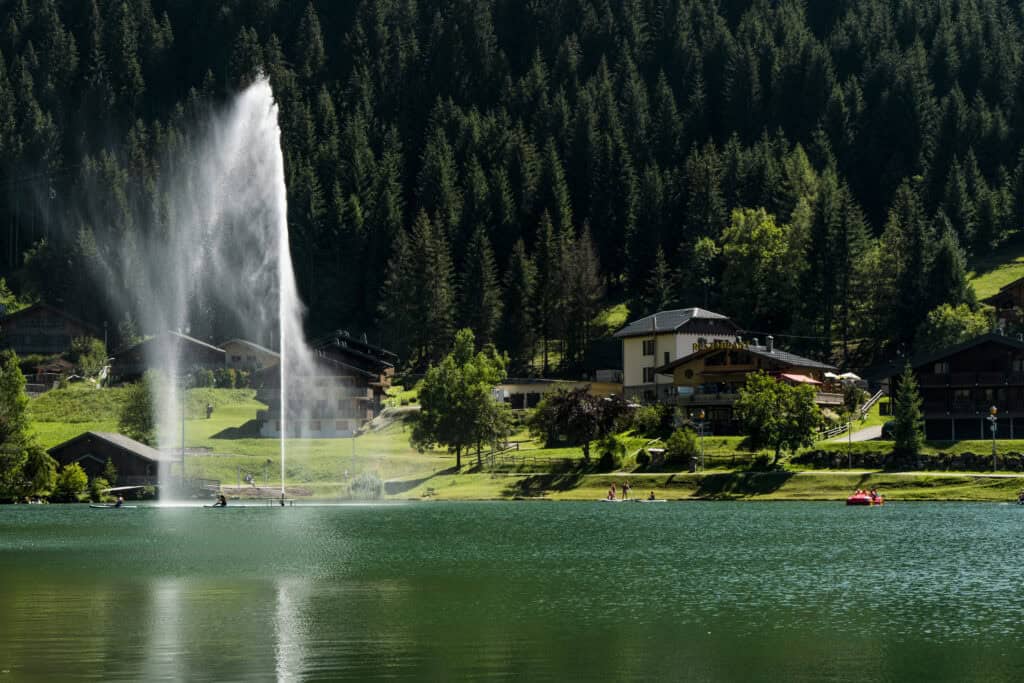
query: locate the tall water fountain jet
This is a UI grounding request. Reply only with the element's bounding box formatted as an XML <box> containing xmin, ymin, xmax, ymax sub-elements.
<box><xmin>87</xmin><ymin>77</ymin><xmax>317</xmax><ymax>499</ymax></box>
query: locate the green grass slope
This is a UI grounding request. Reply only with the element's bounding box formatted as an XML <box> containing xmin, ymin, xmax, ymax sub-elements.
<box><xmin>968</xmin><ymin>238</ymin><xmax>1024</xmax><ymax>300</ymax></box>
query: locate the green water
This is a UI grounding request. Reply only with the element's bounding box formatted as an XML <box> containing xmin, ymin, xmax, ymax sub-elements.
<box><xmin>1</xmin><ymin>502</ymin><xmax>1022</xmax><ymax>681</ymax></box>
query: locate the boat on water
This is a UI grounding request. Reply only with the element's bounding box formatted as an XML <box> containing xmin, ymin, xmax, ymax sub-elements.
<box><xmin>846</xmin><ymin>493</ymin><xmax>884</xmax><ymax>506</ymax></box>
<box><xmin>89</xmin><ymin>504</ymin><xmax>137</xmax><ymax>509</ymax></box>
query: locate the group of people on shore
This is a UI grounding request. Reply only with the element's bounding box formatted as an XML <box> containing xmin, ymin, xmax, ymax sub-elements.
<box><xmin>605</xmin><ymin>481</ymin><xmax>657</xmax><ymax>501</ymax></box>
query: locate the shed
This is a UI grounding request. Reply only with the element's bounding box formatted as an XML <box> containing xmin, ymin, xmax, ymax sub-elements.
<box><xmin>48</xmin><ymin>432</ymin><xmax>180</xmax><ymax>485</ymax></box>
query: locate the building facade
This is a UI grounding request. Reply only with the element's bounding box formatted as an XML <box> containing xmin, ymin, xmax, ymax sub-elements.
<box><xmin>0</xmin><ymin>303</ymin><xmax>99</xmax><ymax>356</ymax></box>
<box><xmin>220</xmin><ymin>339</ymin><xmax>280</xmax><ymax>371</ymax></box>
<box><xmin>900</xmin><ymin>333</ymin><xmax>1024</xmax><ymax>441</ymax></box>
<box><xmin>48</xmin><ymin>431</ymin><xmax>179</xmax><ymax>485</ymax></box>
<box><xmin>614</xmin><ymin>307</ymin><xmax>739</xmax><ymax>403</ymax></box>
<box><xmin>655</xmin><ymin>337</ymin><xmax>840</xmax><ymax>435</ymax></box>
<box><xmin>256</xmin><ymin>331</ymin><xmax>395</xmax><ymax>438</ymax></box>
<box><xmin>110</xmin><ymin>331</ymin><xmax>226</xmax><ymax>382</ymax></box>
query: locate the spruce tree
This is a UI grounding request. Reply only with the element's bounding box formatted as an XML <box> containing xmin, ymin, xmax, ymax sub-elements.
<box><xmin>500</xmin><ymin>239</ymin><xmax>536</xmax><ymax>375</ymax></box>
<box><xmin>459</xmin><ymin>226</ymin><xmax>502</xmax><ymax>347</ymax></box>
<box><xmin>892</xmin><ymin>364</ymin><xmax>924</xmax><ymax>460</ymax></box>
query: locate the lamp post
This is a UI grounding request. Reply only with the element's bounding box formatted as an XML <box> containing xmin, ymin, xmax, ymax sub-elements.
<box><xmin>988</xmin><ymin>405</ymin><xmax>998</xmax><ymax>472</ymax></box>
<box><xmin>698</xmin><ymin>409</ymin><xmax>706</xmax><ymax>471</ymax></box>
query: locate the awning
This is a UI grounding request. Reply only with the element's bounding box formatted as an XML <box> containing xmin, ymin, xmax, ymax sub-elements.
<box><xmin>824</xmin><ymin>371</ymin><xmax>839</xmax><ymax>379</ymax></box>
<box><xmin>778</xmin><ymin>373</ymin><xmax>822</xmax><ymax>385</ymax></box>
<box><xmin>838</xmin><ymin>372</ymin><xmax>861</xmax><ymax>381</ymax></box>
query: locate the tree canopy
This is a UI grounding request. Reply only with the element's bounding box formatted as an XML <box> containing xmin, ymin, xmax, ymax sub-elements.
<box><xmin>0</xmin><ymin>1</ymin><xmax>1017</xmax><ymax>368</ymax></box>
<box><xmin>734</xmin><ymin>371</ymin><xmax>822</xmax><ymax>463</ymax></box>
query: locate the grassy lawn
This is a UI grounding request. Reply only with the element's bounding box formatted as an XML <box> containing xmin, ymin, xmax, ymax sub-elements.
<box><xmin>968</xmin><ymin>236</ymin><xmax>1024</xmax><ymax>299</ymax></box>
<box><xmin>26</xmin><ymin>385</ymin><xmax>1024</xmax><ymax>502</ymax></box>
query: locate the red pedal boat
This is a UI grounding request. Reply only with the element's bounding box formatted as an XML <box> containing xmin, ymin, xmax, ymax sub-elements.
<box><xmin>846</xmin><ymin>492</ymin><xmax>884</xmax><ymax>506</ymax></box>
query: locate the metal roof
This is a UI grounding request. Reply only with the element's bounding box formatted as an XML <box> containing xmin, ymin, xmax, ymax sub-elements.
<box><xmin>218</xmin><ymin>338</ymin><xmax>280</xmax><ymax>357</ymax></box>
<box><xmin>613</xmin><ymin>308</ymin><xmax>736</xmax><ymax>338</ymax></box>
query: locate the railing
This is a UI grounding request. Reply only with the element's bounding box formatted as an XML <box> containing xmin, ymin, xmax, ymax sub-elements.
<box><xmin>858</xmin><ymin>389</ymin><xmax>885</xmax><ymax>418</ymax></box>
<box><xmin>918</xmin><ymin>372</ymin><xmax>1024</xmax><ymax>387</ymax></box>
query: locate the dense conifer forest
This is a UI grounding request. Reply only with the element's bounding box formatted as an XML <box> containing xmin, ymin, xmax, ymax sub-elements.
<box><xmin>0</xmin><ymin>0</ymin><xmax>1019</xmax><ymax>371</ymax></box>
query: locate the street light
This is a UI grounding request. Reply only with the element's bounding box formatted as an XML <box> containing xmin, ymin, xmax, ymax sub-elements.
<box><xmin>698</xmin><ymin>409</ymin><xmax>706</xmax><ymax>471</ymax></box>
<box><xmin>988</xmin><ymin>405</ymin><xmax>998</xmax><ymax>472</ymax></box>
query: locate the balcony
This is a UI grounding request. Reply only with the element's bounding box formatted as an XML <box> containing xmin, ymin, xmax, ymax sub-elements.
<box><xmin>917</xmin><ymin>372</ymin><xmax>1024</xmax><ymax>387</ymax></box>
<box><xmin>670</xmin><ymin>391</ymin><xmax>843</xmax><ymax>407</ymax></box>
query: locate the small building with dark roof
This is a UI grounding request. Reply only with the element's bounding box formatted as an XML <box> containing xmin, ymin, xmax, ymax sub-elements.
<box><xmin>981</xmin><ymin>277</ymin><xmax>1024</xmax><ymax>328</ymax></box>
<box><xmin>111</xmin><ymin>330</ymin><xmax>226</xmax><ymax>382</ymax></box>
<box><xmin>896</xmin><ymin>333</ymin><xmax>1024</xmax><ymax>441</ymax></box>
<box><xmin>48</xmin><ymin>431</ymin><xmax>180</xmax><ymax>485</ymax></box>
<box><xmin>0</xmin><ymin>303</ymin><xmax>100</xmax><ymax>356</ymax></box>
<box><xmin>654</xmin><ymin>337</ymin><xmax>840</xmax><ymax>436</ymax></box>
<box><xmin>613</xmin><ymin>307</ymin><xmax>740</xmax><ymax>403</ymax></box>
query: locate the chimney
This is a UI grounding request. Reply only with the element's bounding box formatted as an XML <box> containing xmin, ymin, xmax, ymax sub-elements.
<box><xmin>767</xmin><ymin>335</ymin><xmax>774</xmax><ymax>353</ymax></box>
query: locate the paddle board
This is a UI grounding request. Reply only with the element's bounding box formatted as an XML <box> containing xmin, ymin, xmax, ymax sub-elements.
<box><xmin>89</xmin><ymin>504</ymin><xmax>137</xmax><ymax>509</ymax></box>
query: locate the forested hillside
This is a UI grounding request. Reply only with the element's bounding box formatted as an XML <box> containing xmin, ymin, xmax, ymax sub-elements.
<box><xmin>0</xmin><ymin>0</ymin><xmax>1019</xmax><ymax>370</ymax></box>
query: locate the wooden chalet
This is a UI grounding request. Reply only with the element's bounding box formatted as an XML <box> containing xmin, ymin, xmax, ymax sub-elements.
<box><xmin>255</xmin><ymin>331</ymin><xmax>396</xmax><ymax>438</ymax></box>
<box><xmin>655</xmin><ymin>336</ymin><xmax>840</xmax><ymax>435</ymax></box>
<box><xmin>982</xmin><ymin>277</ymin><xmax>1024</xmax><ymax>327</ymax></box>
<box><xmin>48</xmin><ymin>431</ymin><xmax>180</xmax><ymax>485</ymax></box>
<box><xmin>0</xmin><ymin>303</ymin><xmax>99</xmax><ymax>356</ymax></box>
<box><xmin>110</xmin><ymin>331</ymin><xmax>226</xmax><ymax>382</ymax></box>
<box><xmin>898</xmin><ymin>333</ymin><xmax>1024</xmax><ymax>440</ymax></box>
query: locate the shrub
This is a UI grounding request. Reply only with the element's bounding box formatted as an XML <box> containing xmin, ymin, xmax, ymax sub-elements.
<box><xmin>596</xmin><ymin>434</ymin><xmax>626</xmax><ymax>471</ymax></box>
<box><xmin>632</xmin><ymin>404</ymin><xmax>673</xmax><ymax>438</ymax></box>
<box><xmin>665</xmin><ymin>428</ymin><xmax>699</xmax><ymax>462</ymax></box>
<box><xmin>349</xmin><ymin>472</ymin><xmax>383</xmax><ymax>499</ymax></box>
<box><xmin>192</xmin><ymin>369</ymin><xmax>216</xmax><ymax>387</ymax></box>
<box><xmin>635</xmin><ymin>449</ymin><xmax>651</xmax><ymax>467</ymax></box>
<box><xmin>53</xmin><ymin>463</ymin><xmax>88</xmax><ymax>502</ymax></box>
<box><xmin>214</xmin><ymin>368</ymin><xmax>237</xmax><ymax>388</ymax></box>
<box><xmin>89</xmin><ymin>476</ymin><xmax>111</xmax><ymax>502</ymax></box>
<box><xmin>103</xmin><ymin>458</ymin><xmax>117</xmax><ymax>485</ymax></box>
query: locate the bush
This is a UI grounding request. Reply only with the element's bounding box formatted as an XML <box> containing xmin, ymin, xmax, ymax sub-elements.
<box><xmin>349</xmin><ymin>472</ymin><xmax>383</xmax><ymax>499</ymax></box>
<box><xmin>635</xmin><ymin>449</ymin><xmax>651</xmax><ymax>467</ymax></box>
<box><xmin>89</xmin><ymin>476</ymin><xmax>111</xmax><ymax>502</ymax></box>
<box><xmin>596</xmin><ymin>434</ymin><xmax>626</xmax><ymax>471</ymax></box>
<box><xmin>632</xmin><ymin>404</ymin><xmax>673</xmax><ymax>438</ymax></box>
<box><xmin>53</xmin><ymin>463</ymin><xmax>89</xmax><ymax>502</ymax></box>
<box><xmin>665</xmin><ymin>428</ymin><xmax>699</xmax><ymax>462</ymax></box>
<box><xmin>192</xmin><ymin>369</ymin><xmax>216</xmax><ymax>387</ymax></box>
<box><xmin>214</xmin><ymin>368</ymin><xmax>237</xmax><ymax>388</ymax></box>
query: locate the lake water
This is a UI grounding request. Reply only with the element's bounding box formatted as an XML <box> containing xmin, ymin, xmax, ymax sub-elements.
<box><xmin>1</xmin><ymin>501</ymin><xmax>1022</xmax><ymax>681</ymax></box>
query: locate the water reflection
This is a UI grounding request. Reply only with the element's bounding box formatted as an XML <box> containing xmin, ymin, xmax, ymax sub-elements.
<box><xmin>3</xmin><ymin>503</ymin><xmax>1024</xmax><ymax>680</ymax></box>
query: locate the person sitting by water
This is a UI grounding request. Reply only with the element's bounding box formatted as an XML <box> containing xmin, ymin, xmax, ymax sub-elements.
<box><xmin>213</xmin><ymin>494</ymin><xmax>227</xmax><ymax>507</ymax></box>
<box><xmin>114</xmin><ymin>495</ymin><xmax>124</xmax><ymax>508</ymax></box>
<box><xmin>1018</xmin><ymin>490</ymin><xmax>1024</xmax><ymax>504</ymax></box>
<box><xmin>648</xmin><ymin>490</ymin><xmax>656</xmax><ymax>501</ymax></box>
<box><xmin>869</xmin><ymin>488</ymin><xmax>879</xmax><ymax>500</ymax></box>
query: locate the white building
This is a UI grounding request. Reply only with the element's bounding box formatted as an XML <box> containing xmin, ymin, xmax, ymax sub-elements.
<box><xmin>614</xmin><ymin>307</ymin><xmax>739</xmax><ymax>402</ymax></box>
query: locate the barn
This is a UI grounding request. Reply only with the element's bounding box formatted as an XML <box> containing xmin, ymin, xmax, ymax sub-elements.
<box><xmin>48</xmin><ymin>432</ymin><xmax>181</xmax><ymax>485</ymax></box>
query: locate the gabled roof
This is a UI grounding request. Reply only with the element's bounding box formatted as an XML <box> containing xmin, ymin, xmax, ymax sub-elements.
<box><xmin>48</xmin><ymin>431</ymin><xmax>179</xmax><ymax>463</ymax></box>
<box><xmin>219</xmin><ymin>338</ymin><xmax>280</xmax><ymax>357</ymax></box>
<box><xmin>613</xmin><ymin>308</ymin><xmax>737</xmax><ymax>338</ymax></box>
<box><xmin>655</xmin><ymin>344</ymin><xmax>836</xmax><ymax>373</ymax></box>
<box><xmin>1</xmin><ymin>302</ymin><xmax>100</xmax><ymax>335</ymax></box>
<box><xmin>905</xmin><ymin>333</ymin><xmax>1024</xmax><ymax>372</ymax></box>
<box><xmin>120</xmin><ymin>330</ymin><xmax>226</xmax><ymax>356</ymax></box>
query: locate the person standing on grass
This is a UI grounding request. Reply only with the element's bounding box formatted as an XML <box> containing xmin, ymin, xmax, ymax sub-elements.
<box><xmin>623</xmin><ymin>480</ymin><xmax>631</xmax><ymax>500</ymax></box>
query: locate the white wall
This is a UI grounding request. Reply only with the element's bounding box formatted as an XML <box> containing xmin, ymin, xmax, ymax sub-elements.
<box><xmin>623</xmin><ymin>329</ymin><xmax>736</xmax><ymax>388</ymax></box>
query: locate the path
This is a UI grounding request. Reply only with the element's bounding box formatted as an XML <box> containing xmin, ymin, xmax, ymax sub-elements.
<box><xmin>827</xmin><ymin>425</ymin><xmax>882</xmax><ymax>443</ymax></box>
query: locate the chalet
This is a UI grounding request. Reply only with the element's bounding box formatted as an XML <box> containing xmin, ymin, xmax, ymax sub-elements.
<box><xmin>110</xmin><ymin>331</ymin><xmax>226</xmax><ymax>382</ymax></box>
<box><xmin>0</xmin><ymin>303</ymin><xmax>99</xmax><ymax>356</ymax></box>
<box><xmin>256</xmin><ymin>331</ymin><xmax>396</xmax><ymax>438</ymax></box>
<box><xmin>898</xmin><ymin>333</ymin><xmax>1024</xmax><ymax>440</ymax></box>
<box><xmin>48</xmin><ymin>432</ymin><xmax>180</xmax><ymax>485</ymax></box>
<box><xmin>614</xmin><ymin>307</ymin><xmax>740</xmax><ymax>403</ymax></box>
<box><xmin>220</xmin><ymin>338</ymin><xmax>280</xmax><ymax>371</ymax></box>
<box><xmin>655</xmin><ymin>336</ymin><xmax>840</xmax><ymax>435</ymax></box>
<box><xmin>981</xmin><ymin>277</ymin><xmax>1024</xmax><ymax>327</ymax></box>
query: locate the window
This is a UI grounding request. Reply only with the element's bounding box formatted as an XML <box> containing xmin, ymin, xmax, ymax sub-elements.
<box><xmin>664</xmin><ymin>351</ymin><xmax>670</xmax><ymax>366</ymax></box>
<box><xmin>643</xmin><ymin>366</ymin><xmax>655</xmax><ymax>382</ymax></box>
<box><xmin>232</xmin><ymin>355</ymin><xmax>242</xmax><ymax>362</ymax></box>
<box><xmin>934</xmin><ymin>361</ymin><xmax>950</xmax><ymax>375</ymax></box>
<box><xmin>336</xmin><ymin>420</ymin><xmax>349</xmax><ymax>431</ymax></box>
<box><xmin>1014</xmin><ymin>359</ymin><xmax>1024</xmax><ymax>373</ymax></box>
<box><xmin>310</xmin><ymin>420</ymin><xmax>321</xmax><ymax>431</ymax></box>
<box><xmin>642</xmin><ymin>339</ymin><xmax>655</xmax><ymax>355</ymax></box>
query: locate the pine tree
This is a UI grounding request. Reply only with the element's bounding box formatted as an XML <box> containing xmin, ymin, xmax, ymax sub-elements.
<box><xmin>458</xmin><ymin>226</ymin><xmax>502</xmax><ymax>347</ymax></box>
<box><xmin>297</xmin><ymin>2</ymin><xmax>326</xmax><ymax>82</ymax></box>
<box><xmin>563</xmin><ymin>226</ymin><xmax>603</xmax><ymax>370</ymax></box>
<box><xmin>410</xmin><ymin>210</ymin><xmax>455</xmax><ymax>365</ymax></box>
<box><xmin>892</xmin><ymin>364</ymin><xmax>924</xmax><ymax>460</ymax></box>
<box><xmin>500</xmin><ymin>239</ymin><xmax>536</xmax><ymax>375</ymax></box>
<box><xmin>378</xmin><ymin>226</ymin><xmax>416</xmax><ymax>363</ymax></box>
<box><xmin>643</xmin><ymin>245</ymin><xmax>675</xmax><ymax>315</ymax></box>
<box><xmin>532</xmin><ymin>212</ymin><xmax>563</xmax><ymax>375</ymax></box>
